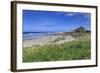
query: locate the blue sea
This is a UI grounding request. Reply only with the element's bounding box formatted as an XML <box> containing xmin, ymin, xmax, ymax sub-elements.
<box><xmin>23</xmin><ymin>32</ymin><xmax>56</xmax><ymax>40</ymax></box>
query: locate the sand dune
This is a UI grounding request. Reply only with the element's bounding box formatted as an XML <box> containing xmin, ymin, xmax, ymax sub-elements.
<box><xmin>23</xmin><ymin>35</ymin><xmax>75</xmax><ymax>48</ymax></box>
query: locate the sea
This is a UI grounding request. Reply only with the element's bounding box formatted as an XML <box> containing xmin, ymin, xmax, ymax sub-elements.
<box><xmin>23</xmin><ymin>32</ymin><xmax>56</xmax><ymax>40</ymax></box>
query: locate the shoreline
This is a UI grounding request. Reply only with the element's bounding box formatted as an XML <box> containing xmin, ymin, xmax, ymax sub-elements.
<box><xmin>23</xmin><ymin>34</ymin><xmax>75</xmax><ymax>48</ymax></box>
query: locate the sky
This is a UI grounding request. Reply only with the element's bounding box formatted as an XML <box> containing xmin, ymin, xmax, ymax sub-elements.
<box><xmin>23</xmin><ymin>10</ymin><xmax>91</xmax><ymax>32</ymax></box>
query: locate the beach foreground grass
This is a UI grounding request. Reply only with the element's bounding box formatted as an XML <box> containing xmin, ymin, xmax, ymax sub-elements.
<box><xmin>23</xmin><ymin>37</ymin><xmax>91</xmax><ymax>62</ymax></box>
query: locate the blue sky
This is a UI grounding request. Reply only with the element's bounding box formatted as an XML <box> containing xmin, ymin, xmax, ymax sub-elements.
<box><xmin>23</xmin><ymin>10</ymin><xmax>91</xmax><ymax>32</ymax></box>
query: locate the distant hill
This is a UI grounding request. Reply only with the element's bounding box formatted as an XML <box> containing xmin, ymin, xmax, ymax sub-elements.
<box><xmin>73</xmin><ymin>26</ymin><xmax>90</xmax><ymax>33</ymax></box>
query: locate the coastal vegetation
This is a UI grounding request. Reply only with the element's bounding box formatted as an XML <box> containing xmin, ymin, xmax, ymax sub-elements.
<box><xmin>23</xmin><ymin>26</ymin><xmax>91</xmax><ymax>62</ymax></box>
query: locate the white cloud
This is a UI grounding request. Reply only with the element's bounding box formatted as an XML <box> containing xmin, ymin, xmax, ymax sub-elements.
<box><xmin>84</xmin><ymin>14</ymin><xmax>91</xmax><ymax>18</ymax></box>
<box><xmin>54</xmin><ymin>12</ymin><xmax>64</xmax><ymax>15</ymax></box>
<box><xmin>65</xmin><ymin>12</ymin><xmax>77</xmax><ymax>17</ymax></box>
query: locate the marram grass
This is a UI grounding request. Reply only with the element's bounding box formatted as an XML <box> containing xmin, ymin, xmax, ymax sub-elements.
<box><xmin>23</xmin><ymin>39</ymin><xmax>91</xmax><ymax>62</ymax></box>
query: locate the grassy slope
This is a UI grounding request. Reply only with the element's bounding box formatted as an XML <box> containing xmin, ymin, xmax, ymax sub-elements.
<box><xmin>23</xmin><ymin>33</ymin><xmax>91</xmax><ymax>62</ymax></box>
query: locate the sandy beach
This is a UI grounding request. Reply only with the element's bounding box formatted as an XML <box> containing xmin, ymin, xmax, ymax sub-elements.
<box><xmin>23</xmin><ymin>34</ymin><xmax>75</xmax><ymax>48</ymax></box>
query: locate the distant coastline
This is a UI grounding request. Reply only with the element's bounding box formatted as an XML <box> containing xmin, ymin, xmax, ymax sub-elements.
<box><xmin>23</xmin><ymin>31</ymin><xmax>64</xmax><ymax>40</ymax></box>
<box><xmin>23</xmin><ymin>26</ymin><xmax>91</xmax><ymax>48</ymax></box>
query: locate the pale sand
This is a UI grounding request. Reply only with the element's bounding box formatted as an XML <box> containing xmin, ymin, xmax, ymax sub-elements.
<box><xmin>23</xmin><ymin>35</ymin><xmax>75</xmax><ymax>48</ymax></box>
